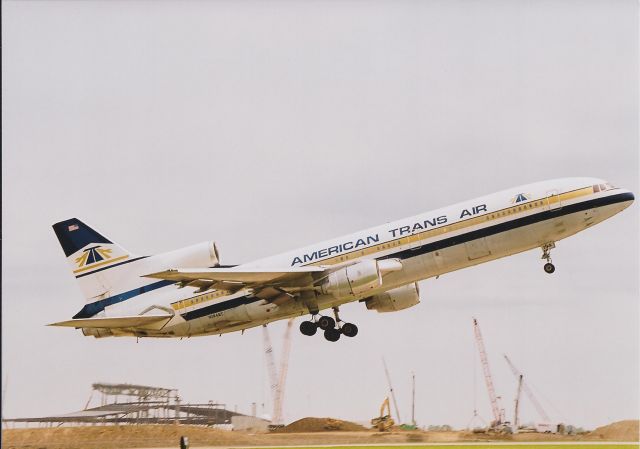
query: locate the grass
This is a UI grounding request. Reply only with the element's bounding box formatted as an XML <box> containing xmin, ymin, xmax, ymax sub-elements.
<box><xmin>244</xmin><ymin>445</ymin><xmax>639</xmax><ymax>449</ymax></box>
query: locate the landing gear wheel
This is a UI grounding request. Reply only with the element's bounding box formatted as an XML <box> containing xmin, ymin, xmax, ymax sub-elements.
<box><xmin>341</xmin><ymin>322</ymin><xmax>358</xmax><ymax>338</ymax></box>
<box><xmin>299</xmin><ymin>321</ymin><xmax>318</xmax><ymax>336</ymax></box>
<box><xmin>317</xmin><ymin>316</ymin><xmax>335</xmax><ymax>330</ymax></box>
<box><xmin>324</xmin><ymin>328</ymin><xmax>341</xmax><ymax>342</ymax></box>
<box><xmin>544</xmin><ymin>263</ymin><xmax>556</xmax><ymax>274</ymax></box>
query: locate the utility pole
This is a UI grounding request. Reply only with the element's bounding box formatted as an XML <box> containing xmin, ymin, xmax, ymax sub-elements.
<box><xmin>514</xmin><ymin>374</ymin><xmax>524</xmax><ymax>431</ymax></box>
<box><xmin>411</xmin><ymin>372</ymin><xmax>416</xmax><ymax>426</ymax></box>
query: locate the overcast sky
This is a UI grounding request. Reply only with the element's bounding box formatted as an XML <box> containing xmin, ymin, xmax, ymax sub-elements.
<box><xmin>2</xmin><ymin>0</ymin><xmax>638</xmax><ymax>430</ymax></box>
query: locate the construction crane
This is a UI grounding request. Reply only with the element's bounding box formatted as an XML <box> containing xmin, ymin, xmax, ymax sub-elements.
<box><xmin>514</xmin><ymin>374</ymin><xmax>523</xmax><ymax>430</ymax></box>
<box><xmin>503</xmin><ymin>354</ymin><xmax>551</xmax><ymax>423</ymax></box>
<box><xmin>262</xmin><ymin>319</ymin><xmax>295</xmax><ymax>426</ymax></box>
<box><xmin>274</xmin><ymin>319</ymin><xmax>294</xmax><ymax>425</ymax></box>
<box><xmin>472</xmin><ymin>318</ymin><xmax>502</xmax><ymax>427</ymax></box>
<box><xmin>382</xmin><ymin>358</ymin><xmax>402</xmax><ymax>425</ymax></box>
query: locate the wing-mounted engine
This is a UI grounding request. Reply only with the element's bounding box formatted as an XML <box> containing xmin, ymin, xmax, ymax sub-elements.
<box><xmin>364</xmin><ymin>282</ymin><xmax>420</xmax><ymax>313</ymax></box>
<box><xmin>319</xmin><ymin>258</ymin><xmax>403</xmax><ymax>299</ymax></box>
<box><xmin>320</xmin><ymin>259</ymin><xmax>381</xmax><ymax>298</ymax></box>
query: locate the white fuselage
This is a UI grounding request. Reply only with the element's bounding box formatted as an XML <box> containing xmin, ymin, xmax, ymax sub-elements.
<box><xmin>95</xmin><ymin>177</ymin><xmax>634</xmax><ymax>338</ymax></box>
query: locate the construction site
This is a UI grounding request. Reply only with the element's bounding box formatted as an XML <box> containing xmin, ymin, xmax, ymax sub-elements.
<box><xmin>2</xmin><ymin>318</ymin><xmax>638</xmax><ymax>448</ymax></box>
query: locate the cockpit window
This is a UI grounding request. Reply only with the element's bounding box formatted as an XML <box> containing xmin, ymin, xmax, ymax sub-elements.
<box><xmin>594</xmin><ymin>182</ymin><xmax>617</xmax><ymax>193</ymax></box>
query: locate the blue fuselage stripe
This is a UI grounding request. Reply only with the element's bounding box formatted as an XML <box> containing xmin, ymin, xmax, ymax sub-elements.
<box><xmin>180</xmin><ymin>192</ymin><xmax>634</xmax><ymax>323</ymax></box>
<box><xmin>73</xmin><ymin>280</ymin><xmax>175</xmax><ymax>319</ymax></box>
<box><xmin>74</xmin><ymin>191</ymin><xmax>633</xmax><ymax>322</ymax></box>
<box><xmin>181</xmin><ymin>296</ymin><xmax>260</xmax><ymax>321</ymax></box>
<box><xmin>378</xmin><ymin>191</ymin><xmax>633</xmax><ymax>263</ymax></box>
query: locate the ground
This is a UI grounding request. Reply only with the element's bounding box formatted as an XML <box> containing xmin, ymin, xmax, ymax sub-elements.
<box><xmin>2</xmin><ymin>420</ymin><xmax>637</xmax><ymax>449</ymax></box>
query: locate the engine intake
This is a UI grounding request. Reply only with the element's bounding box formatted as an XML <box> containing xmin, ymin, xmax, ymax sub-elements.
<box><xmin>365</xmin><ymin>282</ymin><xmax>420</xmax><ymax>313</ymax></box>
<box><xmin>320</xmin><ymin>260</ymin><xmax>382</xmax><ymax>298</ymax></box>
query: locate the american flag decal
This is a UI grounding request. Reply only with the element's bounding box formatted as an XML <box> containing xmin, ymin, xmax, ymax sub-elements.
<box><xmin>68</xmin><ymin>224</ymin><xmax>79</xmax><ymax>231</ymax></box>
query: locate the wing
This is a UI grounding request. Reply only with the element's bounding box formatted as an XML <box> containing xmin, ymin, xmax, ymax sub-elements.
<box><xmin>48</xmin><ymin>315</ymin><xmax>171</xmax><ymax>330</ymax></box>
<box><xmin>143</xmin><ymin>266</ymin><xmax>326</xmax><ymax>293</ymax></box>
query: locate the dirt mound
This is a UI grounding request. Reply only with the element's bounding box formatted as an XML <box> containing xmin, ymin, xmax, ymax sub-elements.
<box><xmin>2</xmin><ymin>425</ymin><xmax>256</xmax><ymax>449</ymax></box>
<box><xmin>279</xmin><ymin>417</ymin><xmax>367</xmax><ymax>432</ymax></box>
<box><xmin>589</xmin><ymin>420</ymin><xmax>639</xmax><ymax>441</ymax></box>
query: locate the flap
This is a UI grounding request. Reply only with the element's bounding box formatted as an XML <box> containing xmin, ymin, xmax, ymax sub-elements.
<box><xmin>48</xmin><ymin>315</ymin><xmax>171</xmax><ymax>329</ymax></box>
<box><xmin>143</xmin><ymin>266</ymin><xmax>325</xmax><ymax>285</ymax></box>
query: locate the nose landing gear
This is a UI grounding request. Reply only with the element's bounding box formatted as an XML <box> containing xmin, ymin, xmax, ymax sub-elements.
<box><xmin>541</xmin><ymin>242</ymin><xmax>556</xmax><ymax>274</ymax></box>
<box><xmin>299</xmin><ymin>307</ymin><xmax>358</xmax><ymax>342</ymax></box>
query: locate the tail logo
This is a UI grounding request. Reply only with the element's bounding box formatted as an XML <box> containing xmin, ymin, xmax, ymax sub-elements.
<box><xmin>75</xmin><ymin>246</ymin><xmax>113</xmax><ymax>268</ymax></box>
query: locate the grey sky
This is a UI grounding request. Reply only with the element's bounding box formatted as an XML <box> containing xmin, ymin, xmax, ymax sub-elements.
<box><xmin>2</xmin><ymin>0</ymin><xmax>638</xmax><ymax>429</ymax></box>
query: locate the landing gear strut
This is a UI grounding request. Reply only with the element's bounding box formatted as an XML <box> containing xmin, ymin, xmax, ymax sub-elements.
<box><xmin>541</xmin><ymin>242</ymin><xmax>556</xmax><ymax>274</ymax></box>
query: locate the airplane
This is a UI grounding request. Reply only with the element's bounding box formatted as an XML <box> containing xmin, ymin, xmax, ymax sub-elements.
<box><xmin>49</xmin><ymin>177</ymin><xmax>634</xmax><ymax>342</ymax></box>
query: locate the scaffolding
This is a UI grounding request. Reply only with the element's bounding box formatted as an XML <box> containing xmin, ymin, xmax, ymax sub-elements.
<box><xmin>3</xmin><ymin>382</ymin><xmax>246</xmax><ymax>428</ymax></box>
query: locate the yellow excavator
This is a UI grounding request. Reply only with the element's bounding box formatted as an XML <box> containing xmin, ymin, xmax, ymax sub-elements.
<box><xmin>371</xmin><ymin>397</ymin><xmax>395</xmax><ymax>431</ymax></box>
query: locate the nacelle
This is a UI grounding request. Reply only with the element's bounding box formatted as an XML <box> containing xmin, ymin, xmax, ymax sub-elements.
<box><xmin>82</xmin><ymin>327</ymin><xmax>114</xmax><ymax>338</ymax></box>
<box><xmin>365</xmin><ymin>282</ymin><xmax>420</xmax><ymax>313</ymax></box>
<box><xmin>320</xmin><ymin>259</ymin><xmax>382</xmax><ymax>298</ymax></box>
<box><xmin>155</xmin><ymin>241</ymin><xmax>220</xmax><ymax>269</ymax></box>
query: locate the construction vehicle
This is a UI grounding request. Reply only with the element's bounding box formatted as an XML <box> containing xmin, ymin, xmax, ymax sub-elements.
<box><xmin>371</xmin><ymin>397</ymin><xmax>395</xmax><ymax>431</ymax></box>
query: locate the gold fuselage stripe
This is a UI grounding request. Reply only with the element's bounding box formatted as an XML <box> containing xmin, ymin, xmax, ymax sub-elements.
<box><xmin>171</xmin><ymin>186</ymin><xmax>597</xmax><ymax>312</ymax></box>
<box><xmin>301</xmin><ymin>186</ymin><xmax>595</xmax><ymax>268</ymax></box>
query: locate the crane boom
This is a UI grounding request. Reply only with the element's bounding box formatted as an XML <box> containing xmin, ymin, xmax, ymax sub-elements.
<box><xmin>382</xmin><ymin>358</ymin><xmax>402</xmax><ymax>424</ymax></box>
<box><xmin>262</xmin><ymin>325</ymin><xmax>281</xmax><ymax>424</ymax></box>
<box><xmin>503</xmin><ymin>354</ymin><xmax>551</xmax><ymax>423</ymax></box>
<box><xmin>273</xmin><ymin>319</ymin><xmax>294</xmax><ymax>426</ymax></box>
<box><xmin>472</xmin><ymin>318</ymin><xmax>501</xmax><ymax>424</ymax></box>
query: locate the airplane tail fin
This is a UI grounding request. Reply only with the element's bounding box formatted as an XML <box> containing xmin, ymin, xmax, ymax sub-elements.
<box><xmin>52</xmin><ymin>218</ymin><xmax>139</xmax><ymax>302</ymax></box>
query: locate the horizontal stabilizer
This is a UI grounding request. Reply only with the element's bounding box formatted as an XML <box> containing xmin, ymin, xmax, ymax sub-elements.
<box><xmin>48</xmin><ymin>315</ymin><xmax>171</xmax><ymax>329</ymax></box>
<box><xmin>144</xmin><ymin>266</ymin><xmax>325</xmax><ymax>285</ymax></box>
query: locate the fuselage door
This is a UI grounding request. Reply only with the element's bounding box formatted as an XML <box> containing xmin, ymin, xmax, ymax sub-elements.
<box><xmin>546</xmin><ymin>190</ymin><xmax>563</xmax><ymax>211</ymax></box>
<box><xmin>465</xmin><ymin>238</ymin><xmax>491</xmax><ymax>260</ymax></box>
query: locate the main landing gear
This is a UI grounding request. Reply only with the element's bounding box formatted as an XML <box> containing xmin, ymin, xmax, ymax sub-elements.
<box><xmin>299</xmin><ymin>307</ymin><xmax>358</xmax><ymax>342</ymax></box>
<box><xmin>541</xmin><ymin>242</ymin><xmax>556</xmax><ymax>274</ymax></box>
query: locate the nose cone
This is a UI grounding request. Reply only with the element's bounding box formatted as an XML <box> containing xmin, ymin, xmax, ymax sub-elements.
<box><xmin>621</xmin><ymin>189</ymin><xmax>635</xmax><ymax>204</ymax></box>
<box><xmin>615</xmin><ymin>188</ymin><xmax>635</xmax><ymax>213</ymax></box>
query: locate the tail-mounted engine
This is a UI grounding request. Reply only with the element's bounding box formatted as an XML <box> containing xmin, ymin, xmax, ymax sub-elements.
<box><xmin>364</xmin><ymin>282</ymin><xmax>420</xmax><ymax>313</ymax></box>
<box><xmin>156</xmin><ymin>241</ymin><xmax>220</xmax><ymax>269</ymax></box>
